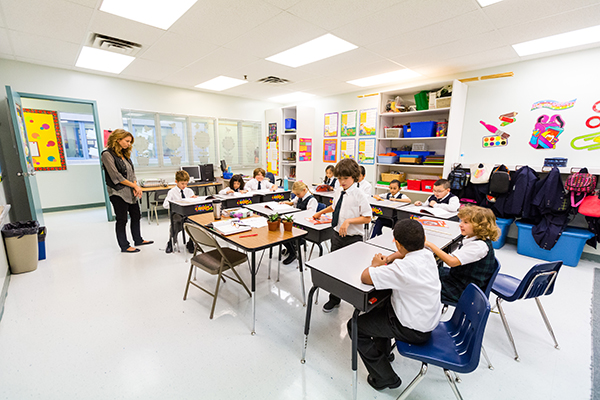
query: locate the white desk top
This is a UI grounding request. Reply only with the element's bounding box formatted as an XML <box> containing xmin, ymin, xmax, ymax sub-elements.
<box><xmin>291</xmin><ymin>210</ymin><xmax>332</xmax><ymax>231</ymax></box>
<box><xmin>306</xmin><ymin>242</ymin><xmax>392</xmax><ymax>292</ymax></box>
<box><xmin>368</xmin><ymin>196</ymin><xmax>411</xmax><ymax>210</ymax></box>
<box><xmin>312</xmin><ymin>187</ymin><xmax>336</xmax><ymax>198</ymax></box>
<box><xmin>170</xmin><ymin>197</ymin><xmax>213</xmax><ymax>206</ymax></box>
<box><xmin>215</xmin><ymin>193</ymin><xmax>254</xmax><ymax>200</ymax></box>
<box><xmin>250</xmin><ymin>189</ymin><xmax>291</xmax><ymax>195</ymax></box>
<box><xmin>243</xmin><ymin>203</ymin><xmax>300</xmax><ymax>216</ymax></box>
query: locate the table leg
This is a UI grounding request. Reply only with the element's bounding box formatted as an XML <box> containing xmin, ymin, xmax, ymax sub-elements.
<box><xmin>318</xmin><ymin>243</ymin><xmax>323</xmax><ymax>257</ymax></box>
<box><xmin>297</xmin><ymin>238</ymin><xmax>306</xmax><ymax>306</ymax></box>
<box><xmin>169</xmin><ymin>209</ymin><xmax>174</xmax><ymax>252</ymax></box>
<box><xmin>301</xmin><ymin>286</ymin><xmax>318</xmax><ymax>364</ymax></box>
<box><xmin>147</xmin><ymin>192</ymin><xmax>151</xmax><ymax>224</ymax></box>
<box><xmin>251</xmin><ymin>250</ymin><xmax>256</xmax><ymax>335</ymax></box>
<box><xmin>352</xmin><ymin>308</ymin><xmax>360</xmax><ymax>400</ymax></box>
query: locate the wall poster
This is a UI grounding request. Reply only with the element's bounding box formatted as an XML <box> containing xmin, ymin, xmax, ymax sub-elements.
<box><xmin>324</xmin><ymin>112</ymin><xmax>338</xmax><ymax>137</ymax></box>
<box><xmin>358</xmin><ymin>138</ymin><xmax>376</xmax><ymax>165</ymax></box>
<box><xmin>299</xmin><ymin>138</ymin><xmax>312</xmax><ymax>162</ymax></box>
<box><xmin>341</xmin><ymin>110</ymin><xmax>357</xmax><ymax>137</ymax></box>
<box><xmin>340</xmin><ymin>138</ymin><xmax>356</xmax><ymax>159</ymax></box>
<box><xmin>23</xmin><ymin>108</ymin><xmax>67</xmax><ymax>171</ymax></box>
<box><xmin>267</xmin><ymin>123</ymin><xmax>279</xmax><ymax>174</ymax></box>
<box><xmin>323</xmin><ymin>139</ymin><xmax>337</xmax><ymax>163</ymax></box>
<box><xmin>359</xmin><ymin>108</ymin><xmax>377</xmax><ymax>136</ymax></box>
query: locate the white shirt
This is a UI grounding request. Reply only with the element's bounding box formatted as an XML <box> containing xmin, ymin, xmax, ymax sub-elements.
<box><xmin>163</xmin><ymin>186</ymin><xmax>196</xmax><ymax>209</ymax></box>
<box><xmin>332</xmin><ymin>182</ymin><xmax>372</xmax><ymax>236</ymax></box>
<box><xmin>246</xmin><ymin>178</ymin><xmax>274</xmax><ymax>191</ymax></box>
<box><xmin>370</xmin><ymin>248</ymin><xmax>442</xmax><ymax>332</ymax></box>
<box><xmin>358</xmin><ymin>179</ymin><xmax>373</xmax><ymax>196</ymax></box>
<box><xmin>292</xmin><ymin>193</ymin><xmax>318</xmax><ymax>213</ymax></box>
<box><xmin>429</xmin><ymin>192</ymin><xmax>460</xmax><ymax>212</ymax></box>
<box><xmin>450</xmin><ymin>236</ymin><xmax>490</xmax><ymax>266</ymax></box>
<box><xmin>219</xmin><ymin>187</ymin><xmax>246</xmax><ymax>195</ymax></box>
<box><xmin>386</xmin><ymin>191</ymin><xmax>408</xmax><ymax>200</ymax></box>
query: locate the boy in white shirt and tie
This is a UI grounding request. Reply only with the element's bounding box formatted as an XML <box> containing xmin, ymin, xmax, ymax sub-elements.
<box><xmin>163</xmin><ymin>170</ymin><xmax>197</xmax><ymax>253</ymax></box>
<box><xmin>245</xmin><ymin>168</ymin><xmax>278</xmax><ymax>191</ymax></box>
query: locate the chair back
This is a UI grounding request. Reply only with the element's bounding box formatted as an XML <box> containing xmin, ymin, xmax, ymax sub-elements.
<box><xmin>517</xmin><ymin>261</ymin><xmax>562</xmax><ymax>300</ymax></box>
<box><xmin>316</xmin><ymin>202</ymin><xmax>327</xmax><ymax>212</ymax></box>
<box><xmin>446</xmin><ymin>284</ymin><xmax>491</xmax><ymax>373</ymax></box>
<box><xmin>184</xmin><ymin>223</ymin><xmax>218</xmax><ymax>251</ymax></box>
<box><xmin>483</xmin><ymin>258</ymin><xmax>501</xmax><ymax>298</ymax></box>
<box><xmin>266</xmin><ymin>172</ymin><xmax>275</xmax><ymax>184</ymax></box>
<box><xmin>152</xmin><ymin>189</ymin><xmax>169</xmax><ymax>204</ymax></box>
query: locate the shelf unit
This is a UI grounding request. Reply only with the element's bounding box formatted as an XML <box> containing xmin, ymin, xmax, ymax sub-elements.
<box><xmin>375</xmin><ymin>79</ymin><xmax>467</xmax><ymax>198</ymax></box>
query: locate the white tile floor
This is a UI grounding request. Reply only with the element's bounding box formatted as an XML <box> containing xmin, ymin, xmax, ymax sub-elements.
<box><xmin>0</xmin><ymin>208</ymin><xmax>596</xmax><ymax>399</ymax></box>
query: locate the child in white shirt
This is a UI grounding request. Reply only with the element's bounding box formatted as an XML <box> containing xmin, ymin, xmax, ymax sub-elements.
<box><xmin>323</xmin><ymin>165</ymin><xmax>340</xmax><ymax>189</ymax></box>
<box><xmin>245</xmin><ymin>168</ymin><xmax>277</xmax><ymax>191</ymax></box>
<box><xmin>219</xmin><ymin>174</ymin><xmax>248</xmax><ymax>195</ymax></box>
<box><xmin>370</xmin><ymin>179</ymin><xmax>411</xmax><ymax>237</ymax></box>
<box><xmin>163</xmin><ymin>170</ymin><xmax>197</xmax><ymax>253</ymax></box>
<box><xmin>414</xmin><ymin>179</ymin><xmax>459</xmax><ymax>212</ymax></box>
<box><xmin>358</xmin><ymin>165</ymin><xmax>373</xmax><ymax>196</ymax></box>
<box><xmin>281</xmin><ymin>181</ymin><xmax>320</xmax><ymax>265</ymax></box>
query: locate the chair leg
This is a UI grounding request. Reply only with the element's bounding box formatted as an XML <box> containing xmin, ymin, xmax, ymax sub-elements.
<box><xmin>535</xmin><ymin>297</ymin><xmax>560</xmax><ymax>350</ymax></box>
<box><xmin>183</xmin><ymin>265</ymin><xmax>194</xmax><ymax>300</ymax></box>
<box><xmin>209</xmin><ymin>269</ymin><xmax>225</xmax><ymax>319</ymax></box>
<box><xmin>496</xmin><ymin>297</ymin><xmax>520</xmax><ymax>361</ymax></box>
<box><xmin>308</xmin><ymin>244</ymin><xmax>315</xmax><ymax>261</ymax></box>
<box><xmin>452</xmin><ymin>371</ymin><xmax>461</xmax><ymax>383</ymax></box>
<box><xmin>314</xmin><ymin>288</ymin><xmax>319</xmax><ymax>305</ymax></box>
<box><xmin>444</xmin><ymin>369</ymin><xmax>464</xmax><ymax>400</ymax></box>
<box><xmin>481</xmin><ymin>344</ymin><xmax>494</xmax><ymax>370</ymax></box>
<box><xmin>396</xmin><ymin>363</ymin><xmax>428</xmax><ymax>400</ymax></box>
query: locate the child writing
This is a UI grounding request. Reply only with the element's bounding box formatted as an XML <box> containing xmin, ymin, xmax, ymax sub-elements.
<box><xmin>313</xmin><ymin>158</ymin><xmax>373</xmax><ymax>312</ymax></box>
<box><xmin>348</xmin><ymin>219</ymin><xmax>442</xmax><ymax>391</ymax></box>
<box><xmin>425</xmin><ymin>205</ymin><xmax>500</xmax><ymax>304</ymax></box>
<box><xmin>281</xmin><ymin>181</ymin><xmax>320</xmax><ymax>265</ymax></box>
<box><xmin>370</xmin><ymin>179</ymin><xmax>411</xmax><ymax>238</ymax></box>
<box><xmin>358</xmin><ymin>165</ymin><xmax>373</xmax><ymax>196</ymax></box>
<box><xmin>245</xmin><ymin>168</ymin><xmax>278</xmax><ymax>192</ymax></box>
<box><xmin>323</xmin><ymin>165</ymin><xmax>339</xmax><ymax>189</ymax></box>
<box><xmin>163</xmin><ymin>170</ymin><xmax>198</xmax><ymax>254</ymax></box>
<box><xmin>414</xmin><ymin>178</ymin><xmax>459</xmax><ymax>212</ymax></box>
<box><xmin>219</xmin><ymin>174</ymin><xmax>248</xmax><ymax>195</ymax></box>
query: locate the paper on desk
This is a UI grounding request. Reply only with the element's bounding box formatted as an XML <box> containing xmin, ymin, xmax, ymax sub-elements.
<box><xmin>402</xmin><ymin>204</ymin><xmax>457</xmax><ymax>219</ymax></box>
<box><xmin>243</xmin><ymin>217</ymin><xmax>268</xmax><ymax>228</ymax></box>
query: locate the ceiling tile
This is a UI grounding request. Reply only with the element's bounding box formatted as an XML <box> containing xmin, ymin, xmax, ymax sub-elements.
<box><xmin>9</xmin><ymin>30</ymin><xmax>80</xmax><ymax>65</ymax></box>
<box><xmin>308</xmin><ymin>82</ymin><xmax>359</xmax><ymax>97</ymax></box>
<box><xmin>224</xmin><ymin>82</ymin><xmax>294</xmax><ymax>99</ymax></box>
<box><xmin>120</xmin><ymin>58</ymin><xmax>183</xmax><ymax>82</ymax></box>
<box><xmin>283</xmin><ymin>75</ymin><xmax>345</xmax><ymax>91</ymax></box>
<box><xmin>90</xmin><ymin>11</ymin><xmax>166</xmax><ymax>48</ymax></box>
<box><xmin>330</xmin><ymin>59</ymin><xmax>408</xmax><ymax>82</ymax></box>
<box><xmin>226</xmin><ymin>59</ymin><xmax>293</xmax><ymax>83</ymax></box>
<box><xmin>64</xmin><ymin>0</ymin><xmax>98</xmax><ymax>8</ymax></box>
<box><xmin>261</xmin><ymin>0</ymin><xmax>304</xmax><ymax>10</ymax></box>
<box><xmin>441</xmin><ymin>46</ymin><xmax>521</xmax><ymax>74</ymax></box>
<box><xmin>169</xmin><ymin>0</ymin><xmax>282</xmax><ymax>46</ymax></box>
<box><xmin>298</xmin><ymin>47</ymin><xmax>385</xmax><ymax>76</ymax></box>
<box><xmin>2</xmin><ymin>0</ymin><xmax>93</xmax><ymax>44</ymax></box>
<box><xmin>139</xmin><ymin>32</ymin><xmax>218</xmax><ymax>68</ymax></box>
<box><xmin>14</xmin><ymin>55</ymin><xmax>74</xmax><ymax>70</ymax></box>
<box><xmin>0</xmin><ymin>28</ymin><xmax>12</xmax><ymax>54</ymax></box>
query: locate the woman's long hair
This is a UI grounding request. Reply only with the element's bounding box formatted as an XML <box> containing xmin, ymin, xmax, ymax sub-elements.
<box><xmin>107</xmin><ymin>129</ymin><xmax>134</xmax><ymax>159</ymax></box>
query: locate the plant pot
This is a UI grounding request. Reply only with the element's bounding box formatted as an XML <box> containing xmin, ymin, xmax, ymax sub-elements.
<box><xmin>267</xmin><ymin>220</ymin><xmax>280</xmax><ymax>231</ymax></box>
<box><xmin>282</xmin><ymin>221</ymin><xmax>293</xmax><ymax>232</ymax></box>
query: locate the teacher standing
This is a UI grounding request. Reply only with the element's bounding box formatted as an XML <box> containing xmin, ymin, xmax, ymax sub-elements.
<box><xmin>101</xmin><ymin>129</ymin><xmax>153</xmax><ymax>253</ymax></box>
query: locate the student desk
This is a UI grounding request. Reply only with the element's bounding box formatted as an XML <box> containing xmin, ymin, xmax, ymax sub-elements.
<box><xmin>140</xmin><ymin>182</ymin><xmax>222</xmax><ymax>220</ymax></box>
<box><xmin>290</xmin><ymin>210</ymin><xmax>334</xmax><ymax>258</ymax></box>
<box><xmin>168</xmin><ymin>198</ymin><xmax>215</xmax><ymax>248</ymax></box>
<box><xmin>243</xmin><ymin>203</ymin><xmax>300</xmax><ymax>218</ymax></box>
<box><xmin>302</xmin><ymin>241</ymin><xmax>393</xmax><ymax>400</ymax></box>
<box><xmin>252</xmin><ymin>189</ymin><xmax>292</xmax><ymax>203</ymax></box>
<box><xmin>396</xmin><ymin>203</ymin><xmax>459</xmax><ymax>222</ymax></box>
<box><xmin>214</xmin><ymin>193</ymin><xmax>256</xmax><ymax>209</ymax></box>
<box><xmin>312</xmin><ymin>189</ymin><xmax>335</xmax><ymax>206</ymax></box>
<box><xmin>187</xmin><ymin>213</ymin><xmax>307</xmax><ymax>335</ymax></box>
<box><xmin>368</xmin><ymin>196</ymin><xmax>410</xmax><ymax>219</ymax></box>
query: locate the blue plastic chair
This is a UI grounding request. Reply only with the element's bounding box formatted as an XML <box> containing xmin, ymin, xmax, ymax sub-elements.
<box><xmin>265</xmin><ymin>172</ymin><xmax>275</xmax><ymax>184</ymax></box>
<box><xmin>395</xmin><ymin>284</ymin><xmax>491</xmax><ymax>400</ymax></box>
<box><xmin>491</xmin><ymin>261</ymin><xmax>562</xmax><ymax>361</ymax></box>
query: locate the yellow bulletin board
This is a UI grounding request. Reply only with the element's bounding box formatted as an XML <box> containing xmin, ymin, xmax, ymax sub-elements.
<box><xmin>23</xmin><ymin>109</ymin><xmax>66</xmax><ymax>171</ymax></box>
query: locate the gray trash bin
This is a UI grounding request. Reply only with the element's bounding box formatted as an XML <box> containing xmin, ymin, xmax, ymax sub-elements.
<box><xmin>2</xmin><ymin>221</ymin><xmax>39</xmax><ymax>274</ymax></box>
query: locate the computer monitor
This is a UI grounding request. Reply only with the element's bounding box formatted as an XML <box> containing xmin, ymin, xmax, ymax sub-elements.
<box><xmin>199</xmin><ymin>164</ymin><xmax>214</xmax><ymax>182</ymax></box>
<box><xmin>181</xmin><ymin>166</ymin><xmax>200</xmax><ymax>181</ymax></box>
<box><xmin>220</xmin><ymin>159</ymin><xmax>227</xmax><ymax>173</ymax></box>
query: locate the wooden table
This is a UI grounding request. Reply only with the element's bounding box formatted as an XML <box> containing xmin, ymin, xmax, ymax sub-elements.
<box><xmin>243</xmin><ymin>203</ymin><xmax>300</xmax><ymax>218</ymax></box>
<box><xmin>187</xmin><ymin>213</ymin><xmax>308</xmax><ymax>335</ymax></box>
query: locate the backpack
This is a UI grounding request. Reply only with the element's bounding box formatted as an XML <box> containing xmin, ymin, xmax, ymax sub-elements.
<box><xmin>447</xmin><ymin>164</ymin><xmax>470</xmax><ymax>191</ymax></box>
<box><xmin>565</xmin><ymin>167</ymin><xmax>597</xmax><ymax>207</ymax></box>
<box><xmin>489</xmin><ymin>165</ymin><xmax>511</xmax><ymax>196</ymax></box>
<box><xmin>470</xmin><ymin>163</ymin><xmax>494</xmax><ymax>184</ymax></box>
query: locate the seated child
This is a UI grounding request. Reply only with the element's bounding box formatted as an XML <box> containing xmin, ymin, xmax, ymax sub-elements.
<box><xmin>219</xmin><ymin>174</ymin><xmax>248</xmax><ymax>195</ymax></box>
<box><xmin>370</xmin><ymin>179</ymin><xmax>411</xmax><ymax>238</ymax></box>
<box><xmin>358</xmin><ymin>165</ymin><xmax>373</xmax><ymax>196</ymax></box>
<box><xmin>414</xmin><ymin>178</ymin><xmax>459</xmax><ymax>212</ymax></box>
<box><xmin>281</xmin><ymin>181</ymin><xmax>320</xmax><ymax>265</ymax></box>
<box><xmin>163</xmin><ymin>170</ymin><xmax>198</xmax><ymax>254</ymax></box>
<box><xmin>348</xmin><ymin>219</ymin><xmax>442</xmax><ymax>391</ymax></box>
<box><xmin>245</xmin><ymin>168</ymin><xmax>277</xmax><ymax>192</ymax></box>
<box><xmin>323</xmin><ymin>165</ymin><xmax>340</xmax><ymax>190</ymax></box>
<box><xmin>425</xmin><ymin>205</ymin><xmax>500</xmax><ymax>304</ymax></box>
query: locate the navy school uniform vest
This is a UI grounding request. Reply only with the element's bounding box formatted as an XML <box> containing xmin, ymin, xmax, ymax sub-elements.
<box><xmin>296</xmin><ymin>195</ymin><xmax>315</xmax><ymax>211</ymax></box>
<box><xmin>325</xmin><ymin>177</ymin><xmax>337</xmax><ymax>187</ymax></box>
<box><xmin>427</xmin><ymin>192</ymin><xmax>456</xmax><ymax>204</ymax></box>
<box><xmin>446</xmin><ymin>239</ymin><xmax>495</xmax><ymax>299</ymax></box>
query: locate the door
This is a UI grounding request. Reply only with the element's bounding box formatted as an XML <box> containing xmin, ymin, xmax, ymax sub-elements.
<box><xmin>5</xmin><ymin>86</ymin><xmax>44</xmax><ymax>225</ymax></box>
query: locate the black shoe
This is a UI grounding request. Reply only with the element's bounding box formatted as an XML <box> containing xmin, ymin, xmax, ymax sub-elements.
<box><xmin>121</xmin><ymin>248</ymin><xmax>140</xmax><ymax>253</ymax></box>
<box><xmin>322</xmin><ymin>299</ymin><xmax>340</xmax><ymax>313</ymax></box>
<box><xmin>281</xmin><ymin>248</ymin><xmax>288</xmax><ymax>256</ymax></box>
<box><xmin>186</xmin><ymin>239</ymin><xmax>195</xmax><ymax>253</ymax></box>
<box><xmin>283</xmin><ymin>252</ymin><xmax>297</xmax><ymax>265</ymax></box>
<box><xmin>387</xmin><ymin>352</ymin><xmax>395</xmax><ymax>362</ymax></box>
<box><xmin>135</xmin><ymin>240</ymin><xmax>154</xmax><ymax>246</ymax></box>
<box><xmin>166</xmin><ymin>241</ymin><xmax>173</xmax><ymax>254</ymax></box>
<box><xmin>367</xmin><ymin>374</ymin><xmax>402</xmax><ymax>391</ymax></box>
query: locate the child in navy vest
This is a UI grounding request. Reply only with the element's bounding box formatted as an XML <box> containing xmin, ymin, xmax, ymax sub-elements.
<box><xmin>281</xmin><ymin>181</ymin><xmax>320</xmax><ymax>265</ymax></box>
<box><xmin>414</xmin><ymin>179</ymin><xmax>459</xmax><ymax>212</ymax></box>
<box><xmin>324</xmin><ymin>165</ymin><xmax>339</xmax><ymax>189</ymax></box>
<box><xmin>370</xmin><ymin>179</ymin><xmax>411</xmax><ymax>238</ymax></box>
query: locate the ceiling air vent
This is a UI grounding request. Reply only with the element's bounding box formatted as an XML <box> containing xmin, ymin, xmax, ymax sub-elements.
<box><xmin>257</xmin><ymin>76</ymin><xmax>291</xmax><ymax>85</ymax></box>
<box><xmin>89</xmin><ymin>33</ymin><xmax>142</xmax><ymax>56</ymax></box>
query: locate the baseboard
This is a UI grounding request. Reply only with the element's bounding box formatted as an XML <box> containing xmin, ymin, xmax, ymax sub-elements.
<box><xmin>0</xmin><ymin>268</ymin><xmax>10</xmax><ymax>324</ymax></box>
<box><xmin>43</xmin><ymin>203</ymin><xmax>105</xmax><ymax>213</ymax></box>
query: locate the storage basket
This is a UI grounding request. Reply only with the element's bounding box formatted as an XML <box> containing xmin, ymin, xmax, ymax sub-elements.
<box><xmin>381</xmin><ymin>172</ymin><xmax>406</xmax><ymax>183</ymax></box>
<box><xmin>421</xmin><ymin>179</ymin><xmax>437</xmax><ymax>192</ymax></box>
<box><xmin>436</xmin><ymin>97</ymin><xmax>452</xmax><ymax>108</ymax></box>
<box><xmin>385</xmin><ymin>127</ymin><xmax>402</xmax><ymax>138</ymax></box>
<box><xmin>404</xmin><ymin>121</ymin><xmax>436</xmax><ymax>138</ymax></box>
<box><xmin>407</xmin><ymin>179</ymin><xmax>421</xmax><ymax>190</ymax></box>
<box><xmin>411</xmin><ymin>143</ymin><xmax>428</xmax><ymax>151</ymax></box>
<box><xmin>377</xmin><ymin>155</ymin><xmax>399</xmax><ymax>164</ymax></box>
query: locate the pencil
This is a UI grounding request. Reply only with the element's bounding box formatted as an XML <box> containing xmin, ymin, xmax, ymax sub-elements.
<box><xmin>239</xmin><ymin>234</ymin><xmax>258</xmax><ymax>238</ymax></box>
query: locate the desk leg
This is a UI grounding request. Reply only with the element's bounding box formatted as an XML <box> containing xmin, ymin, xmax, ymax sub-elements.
<box><xmin>297</xmin><ymin>238</ymin><xmax>306</xmax><ymax>306</ymax></box>
<box><xmin>301</xmin><ymin>286</ymin><xmax>318</xmax><ymax>364</ymax></box>
<box><xmin>147</xmin><ymin>192</ymin><xmax>151</xmax><ymax>224</ymax></box>
<box><xmin>169</xmin><ymin>209</ymin><xmax>174</xmax><ymax>252</ymax></box>
<box><xmin>251</xmin><ymin>250</ymin><xmax>256</xmax><ymax>336</ymax></box>
<box><xmin>352</xmin><ymin>308</ymin><xmax>360</xmax><ymax>400</ymax></box>
<box><xmin>277</xmin><ymin>244</ymin><xmax>282</xmax><ymax>282</ymax></box>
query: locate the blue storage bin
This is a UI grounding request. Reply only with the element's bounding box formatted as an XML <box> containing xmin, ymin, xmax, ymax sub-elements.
<box><xmin>409</xmin><ymin>151</ymin><xmax>435</xmax><ymax>156</ymax></box>
<box><xmin>493</xmin><ymin>217</ymin><xmax>514</xmax><ymax>249</ymax></box>
<box><xmin>515</xmin><ymin>221</ymin><xmax>593</xmax><ymax>267</ymax></box>
<box><xmin>391</xmin><ymin>150</ymin><xmax>411</xmax><ymax>156</ymax></box>
<box><xmin>377</xmin><ymin>155</ymin><xmax>399</xmax><ymax>164</ymax></box>
<box><xmin>404</xmin><ymin>121</ymin><xmax>437</xmax><ymax>138</ymax></box>
<box><xmin>285</xmin><ymin>118</ymin><xmax>296</xmax><ymax>130</ymax></box>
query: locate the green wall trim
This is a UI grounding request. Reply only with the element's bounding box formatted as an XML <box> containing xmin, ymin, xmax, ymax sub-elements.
<box><xmin>0</xmin><ymin>268</ymin><xmax>10</xmax><ymax>324</ymax></box>
<box><xmin>43</xmin><ymin>203</ymin><xmax>105</xmax><ymax>213</ymax></box>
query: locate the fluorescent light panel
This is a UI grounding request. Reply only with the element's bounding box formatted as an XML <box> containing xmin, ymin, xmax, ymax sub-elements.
<box><xmin>195</xmin><ymin>76</ymin><xmax>248</xmax><ymax>91</ymax></box>
<box><xmin>100</xmin><ymin>0</ymin><xmax>197</xmax><ymax>30</ymax></box>
<box><xmin>266</xmin><ymin>34</ymin><xmax>358</xmax><ymax>68</ymax></box>
<box><xmin>269</xmin><ymin>92</ymin><xmax>316</xmax><ymax>103</ymax></box>
<box><xmin>477</xmin><ymin>0</ymin><xmax>503</xmax><ymax>7</ymax></box>
<box><xmin>75</xmin><ymin>46</ymin><xmax>135</xmax><ymax>74</ymax></box>
<box><xmin>347</xmin><ymin>69</ymin><xmax>421</xmax><ymax>87</ymax></box>
<box><xmin>512</xmin><ymin>24</ymin><xmax>600</xmax><ymax>56</ymax></box>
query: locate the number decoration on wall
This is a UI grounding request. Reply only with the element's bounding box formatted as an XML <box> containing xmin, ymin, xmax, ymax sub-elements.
<box><xmin>529</xmin><ymin>114</ymin><xmax>564</xmax><ymax>150</ymax></box>
<box><xmin>571</xmin><ymin>100</ymin><xmax>600</xmax><ymax>151</ymax></box>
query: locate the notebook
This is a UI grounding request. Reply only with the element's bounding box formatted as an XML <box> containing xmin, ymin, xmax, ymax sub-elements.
<box><xmin>401</xmin><ymin>204</ymin><xmax>457</xmax><ymax>219</ymax></box>
<box><xmin>212</xmin><ymin>220</ymin><xmax>252</xmax><ymax>236</ymax></box>
<box><xmin>262</xmin><ymin>202</ymin><xmax>295</xmax><ymax>213</ymax></box>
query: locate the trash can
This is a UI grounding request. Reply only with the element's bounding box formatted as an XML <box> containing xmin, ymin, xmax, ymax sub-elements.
<box><xmin>38</xmin><ymin>226</ymin><xmax>47</xmax><ymax>261</ymax></box>
<box><xmin>2</xmin><ymin>220</ymin><xmax>39</xmax><ymax>274</ymax></box>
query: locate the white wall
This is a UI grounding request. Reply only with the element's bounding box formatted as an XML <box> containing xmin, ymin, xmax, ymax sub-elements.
<box><xmin>0</xmin><ymin>59</ymin><xmax>278</xmax><ymax>209</ymax></box>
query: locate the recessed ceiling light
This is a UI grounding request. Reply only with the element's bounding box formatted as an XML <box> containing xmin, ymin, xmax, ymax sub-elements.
<box><xmin>476</xmin><ymin>0</ymin><xmax>503</xmax><ymax>7</ymax></box>
<box><xmin>347</xmin><ymin>69</ymin><xmax>421</xmax><ymax>87</ymax></box>
<box><xmin>512</xmin><ymin>24</ymin><xmax>600</xmax><ymax>56</ymax></box>
<box><xmin>269</xmin><ymin>92</ymin><xmax>316</xmax><ymax>103</ymax></box>
<box><xmin>75</xmin><ymin>46</ymin><xmax>135</xmax><ymax>74</ymax></box>
<box><xmin>195</xmin><ymin>76</ymin><xmax>248</xmax><ymax>91</ymax></box>
<box><xmin>100</xmin><ymin>0</ymin><xmax>197</xmax><ymax>30</ymax></box>
<box><xmin>266</xmin><ymin>34</ymin><xmax>358</xmax><ymax>68</ymax></box>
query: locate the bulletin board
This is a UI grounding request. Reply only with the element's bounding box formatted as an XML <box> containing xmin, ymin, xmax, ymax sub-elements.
<box><xmin>299</xmin><ymin>138</ymin><xmax>312</xmax><ymax>161</ymax></box>
<box><xmin>323</xmin><ymin>139</ymin><xmax>337</xmax><ymax>163</ymax></box>
<box><xmin>267</xmin><ymin>123</ymin><xmax>279</xmax><ymax>174</ymax></box>
<box><xmin>23</xmin><ymin>108</ymin><xmax>66</xmax><ymax>171</ymax></box>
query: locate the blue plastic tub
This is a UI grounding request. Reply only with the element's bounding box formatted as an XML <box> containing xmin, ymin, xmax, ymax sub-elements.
<box><xmin>285</xmin><ymin>118</ymin><xmax>296</xmax><ymax>130</ymax></box>
<box><xmin>377</xmin><ymin>155</ymin><xmax>399</xmax><ymax>164</ymax></box>
<box><xmin>515</xmin><ymin>221</ymin><xmax>593</xmax><ymax>267</ymax></box>
<box><xmin>391</xmin><ymin>150</ymin><xmax>410</xmax><ymax>156</ymax></box>
<box><xmin>493</xmin><ymin>217</ymin><xmax>514</xmax><ymax>249</ymax></box>
<box><xmin>410</xmin><ymin>151</ymin><xmax>436</xmax><ymax>156</ymax></box>
<box><xmin>404</xmin><ymin>121</ymin><xmax>437</xmax><ymax>138</ymax></box>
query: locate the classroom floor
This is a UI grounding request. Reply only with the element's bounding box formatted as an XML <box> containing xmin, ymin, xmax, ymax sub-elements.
<box><xmin>0</xmin><ymin>208</ymin><xmax>595</xmax><ymax>400</ymax></box>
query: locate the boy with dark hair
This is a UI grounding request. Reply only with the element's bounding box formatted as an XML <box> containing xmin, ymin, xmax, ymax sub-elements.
<box><xmin>414</xmin><ymin>178</ymin><xmax>459</xmax><ymax>212</ymax></box>
<box><xmin>313</xmin><ymin>158</ymin><xmax>373</xmax><ymax>312</ymax></box>
<box><xmin>163</xmin><ymin>170</ymin><xmax>198</xmax><ymax>253</ymax></box>
<box><xmin>348</xmin><ymin>219</ymin><xmax>442</xmax><ymax>391</ymax></box>
<box><xmin>370</xmin><ymin>179</ymin><xmax>411</xmax><ymax>237</ymax></box>
<box><xmin>246</xmin><ymin>167</ymin><xmax>278</xmax><ymax>191</ymax></box>
<box><xmin>358</xmin><ymin>165</ymin><xmax>373</xmax><ymax>196</ymax></box>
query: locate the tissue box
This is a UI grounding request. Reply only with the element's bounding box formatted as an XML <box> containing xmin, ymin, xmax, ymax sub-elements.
<box><xmin>229</xmin><ymin>209</ymin><xmax>252</xmax><ymax>219</ymax></box>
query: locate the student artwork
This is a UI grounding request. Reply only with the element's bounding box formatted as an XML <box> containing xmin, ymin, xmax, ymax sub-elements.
<box><xmin>298</xmin><ymin>138</ymin><xmax>312</xmax><ymax>161</ymax></box>
<box><xmin>531</xmin><ymin>99</ymin><xmax>576</xmax><ymax>111</ymax></box>
<box><xmin>571</xmin><ymin>100</ymin><xmax>600</xmax><ymax>151</ymax></box>
<box><xmin>499</xmin><ymin>111</ymin><xmax>518</xmax><ymax>127</ymax></box>
<box><xmin>358</xmin><ymin>138</ymin><xmax>376</xmax><ymax>165</ymax></box>
<box><xmin>341</xmin><ymin>110</ymin><xmax>357</xmax><ymax>136</ymax></box>
<box><xmin>359</xmin><ymin>108</ymin><xmax>377</xmax><ymax>136</ymax></box>
<box><xmin>480</xmin><ymin>120</ymin><xmax>509</xmax><ymax>148</ymax></box>
<box><xmin>323</xmin><ymin>139</ymin><xmax>337</xmax><ymax>163</ymax></box>
<box><xmin>324</xmin><ymin>112</ymin><xmax>338</xmax><ymax>137</ymax></box>
<box><xmin>23</xmin><ymin>109</ymin><xmax>67</xmax><ymax>171</ymax></box>
<box><xmin>529</xmin><ymin>114</ymin><xmax>564</xmax><ymax>150</ymax></box>
<box><xmin>340</xmin><ymin>138</ymin><xmax>356</xmax><ymax>159</ymax></box>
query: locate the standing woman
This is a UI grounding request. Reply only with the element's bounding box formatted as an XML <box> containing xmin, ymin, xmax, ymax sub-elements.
<box><xmin>101</xmin><ymin>129</ymin><xmax>153</xmax><ymax>253</ymax></box>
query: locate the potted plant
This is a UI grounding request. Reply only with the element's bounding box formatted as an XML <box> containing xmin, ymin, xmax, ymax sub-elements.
<box><xmin>267</xmin><ymin>213</ymin><xmax>280</xmax><ymax>231</ymax></box>
<box><xmin>282</xmin><ymin>215</ymin><xmax>294</xmax><ymax>231</ymax></box>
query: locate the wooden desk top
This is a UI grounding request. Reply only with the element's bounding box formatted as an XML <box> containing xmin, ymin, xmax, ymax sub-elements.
<box><xmin>187</xmin><ymin>214</ymin><xmax>306</xmax><ymax>251</ymax></box>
